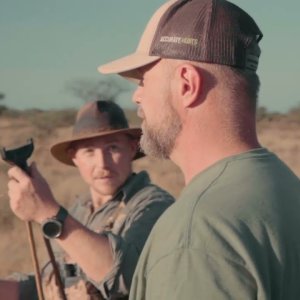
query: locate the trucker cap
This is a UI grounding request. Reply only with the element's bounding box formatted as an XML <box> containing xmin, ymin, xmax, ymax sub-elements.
<box><xmin>98</xmin><ymin>0</ymin><xmax>263</xmax><ymax>80</ymax></box>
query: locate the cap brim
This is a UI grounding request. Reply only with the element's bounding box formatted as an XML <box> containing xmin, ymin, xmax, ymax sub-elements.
<box><xmin>98</xmin><ymin>52</ymin><xmax>160</xmax><ymax>82</ymax></box>
<box><xmin>50</xmin><ymin>128</ymin><xmax>144</xmax><ymax>166</ymax></box>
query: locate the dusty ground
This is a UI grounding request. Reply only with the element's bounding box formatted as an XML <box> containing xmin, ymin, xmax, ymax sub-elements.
<box><xmin>0</xmin><ymin>113</ymin><xmax>299</xmax><ymax>277</ymax></box>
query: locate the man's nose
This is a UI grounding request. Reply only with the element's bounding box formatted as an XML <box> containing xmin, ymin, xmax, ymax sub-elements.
<box><xmin>94</xmin><ymin>149</ymin><xmax>110</xmax><ymax>168</ymax></box>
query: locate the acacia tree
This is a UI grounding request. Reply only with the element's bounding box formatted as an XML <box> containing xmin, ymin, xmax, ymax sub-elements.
<box><xmin>65</xmin><ymin>77</ymin><xmax>129</xmax><ymax>103</ymax></box>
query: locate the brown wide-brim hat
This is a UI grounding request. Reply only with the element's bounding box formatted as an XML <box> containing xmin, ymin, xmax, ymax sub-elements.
<box><xmin>50</xmin><ymin>101</ymin><xmax>144</xmax><ymax>166</ymax></box>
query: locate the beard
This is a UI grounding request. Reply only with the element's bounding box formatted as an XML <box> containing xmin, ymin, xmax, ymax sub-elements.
<box><xmin>140</xmin><ymin>98</ymin><xmax>182</xmax><ymax>159</ymax></box>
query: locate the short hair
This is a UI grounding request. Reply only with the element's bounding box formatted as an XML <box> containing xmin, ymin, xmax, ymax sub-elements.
<box><xmin>196</xmin><ymin>62</ymin><xmax>261</xmax><ymax>112</ymax></box>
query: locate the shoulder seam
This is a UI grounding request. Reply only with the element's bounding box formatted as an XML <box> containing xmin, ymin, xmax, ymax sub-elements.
<box><xmin>185</xmin><ymin>161</ymin><xmax>230</xmax><ymax>247</ymax></box>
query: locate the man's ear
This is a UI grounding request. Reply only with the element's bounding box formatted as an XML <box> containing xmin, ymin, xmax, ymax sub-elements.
<box><xmin>176</xmin><ymin>63</ymin><xmax>202</xmax><ymax>108</ymax></box>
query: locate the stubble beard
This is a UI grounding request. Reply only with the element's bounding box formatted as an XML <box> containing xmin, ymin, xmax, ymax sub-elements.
<box><xmin>140</xmin><ymin>98</ymin><xmax>182</xmax><ymax>159</ymax></box>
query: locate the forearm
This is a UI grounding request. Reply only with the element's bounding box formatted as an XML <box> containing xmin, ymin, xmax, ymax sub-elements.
<box><xmin>0</xmin><ymin>280</ymin><xmax>19</xmax><ymax>300</ymax></box>
<box><xmin>54</xmin><ymin>214</ymin><xmax>114</xmax><ymax>282</ymax></box>
<box><xmin>6</xmin><ymin>166</ymin><xmax>115</xmax><ymax>286</ymax></box>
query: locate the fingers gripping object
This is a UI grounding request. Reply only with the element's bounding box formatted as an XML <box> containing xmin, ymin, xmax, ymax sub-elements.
<box><xmin>0</xmin><ymin>139</ymin><xmax>45</xmax><ymax>299</ymax></box>
<box><xmin>0</xmin><ymin>139</ymin><xmax>67</xmax><ymax>300</ymax></box>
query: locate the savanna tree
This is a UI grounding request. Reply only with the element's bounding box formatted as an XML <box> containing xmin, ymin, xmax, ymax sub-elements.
<box><xmin>65</xmin><ymin>77</ymin><xmax>129</xmax><ymax>103</ymax></box>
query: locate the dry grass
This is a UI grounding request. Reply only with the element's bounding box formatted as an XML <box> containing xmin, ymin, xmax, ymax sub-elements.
<box><xmin>0</xmin><ymin>110</ymin><xmax>300</xmax><ymax>277</ymax></box>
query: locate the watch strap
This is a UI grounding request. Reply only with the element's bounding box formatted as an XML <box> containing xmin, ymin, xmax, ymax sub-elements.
<box><xmin>41</xmin><ymin>206</ymin><xmax>68</xmax><ymax>239</ymax></box>
<box><xmin>55</xmin><ymin>205</ymin><xmax>68</xmax><ymax>223</ymax></box>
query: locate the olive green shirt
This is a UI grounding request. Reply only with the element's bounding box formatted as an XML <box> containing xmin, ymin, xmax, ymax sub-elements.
<box><xmin>10</xmin><ymin>171</ymin><xmax>174</xmax><ymax>299</ymax></box>
<box><xmin>130</xmin><ymin>149</ymin><xmax>300</xmax><ymax>300</ymax></box>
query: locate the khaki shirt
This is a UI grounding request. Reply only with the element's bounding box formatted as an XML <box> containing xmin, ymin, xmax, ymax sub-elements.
<box><xmin>10</xmin><ymin>171</ymin><xmax>174</xmax><ymax>299</ymax></box>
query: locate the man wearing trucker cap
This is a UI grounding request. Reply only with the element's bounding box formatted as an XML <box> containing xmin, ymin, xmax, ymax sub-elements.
<box><xmin>99</xmin><ymin>0</ymin><xmax>300</xmax><ymax>299</ymax></box>
<box><xmin>2</xmin><ymin>100</ymin><xmax>174</xmax><ymax>299</ymax></box>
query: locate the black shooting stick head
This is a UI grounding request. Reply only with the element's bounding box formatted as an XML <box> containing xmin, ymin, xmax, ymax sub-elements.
<box><xmin>0</xmin><ymin>138</ymin><xmax>34</xmax><ymax>174</ymax></box>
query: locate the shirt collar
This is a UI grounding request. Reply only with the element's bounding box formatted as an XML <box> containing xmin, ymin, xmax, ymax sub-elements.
<box><xmin>117</xmin><ymin>171</ymin><xmax>150</xmax><ymax>204</ymax></box>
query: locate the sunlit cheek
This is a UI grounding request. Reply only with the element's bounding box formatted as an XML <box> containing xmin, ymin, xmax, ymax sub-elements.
<box><xmin>77</xmin><ymin>168</ymin><xmax>91</xmax><ymax>186</ymax></box>
<box><xmin>87</xmin><ymin>157</ymin><xmax>97</xmax><ymax>167</ymax></box>
<box><xmin>76</xmin><ymin>158</ymin><xmax>95</xmax><ymax>182</ymax></box>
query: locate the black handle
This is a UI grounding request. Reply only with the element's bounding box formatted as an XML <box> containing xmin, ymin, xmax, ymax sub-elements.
<box><xmin>0</xmin><ymin>138</ymin><xmax>34</xmax><ymax>175</ymax></box>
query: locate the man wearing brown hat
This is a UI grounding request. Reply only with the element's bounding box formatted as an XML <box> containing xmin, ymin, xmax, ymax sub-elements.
<box><xmin>2</xmin><ymin>100</ymin><xmax>174</xmax><ymax>299</ymax></box>
<box><xmin>99</xmin><ymin>0</ymin><xmax>300</xmax><ymax>299</ymax></box>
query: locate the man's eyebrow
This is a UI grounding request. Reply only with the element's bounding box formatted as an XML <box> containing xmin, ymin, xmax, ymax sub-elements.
<box><xmin>134</xmin><ymin>67</ymin><xmax>145</xmax><ymax>79</ymax></box>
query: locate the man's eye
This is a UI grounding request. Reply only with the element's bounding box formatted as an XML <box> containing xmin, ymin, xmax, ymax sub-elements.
<box><xmin>108</xmin><ymin>144</ymin><xmax>120</xmax><ymax>152</ymax></box>
<box><xmin>138</xmin><ymin>78</ymin><xmax>144</xmax><ymax>87</ymax></box>
<box><xmin>82</xmin><ymin>148</ymin><xmax>94</xmax><ymax>154</ymax></box>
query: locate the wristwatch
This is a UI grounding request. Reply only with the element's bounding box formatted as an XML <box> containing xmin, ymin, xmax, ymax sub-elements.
<box><xmin>41</xmin><ymin>206</ymin><xmax>68</xmax><ymax>239</ymax></box>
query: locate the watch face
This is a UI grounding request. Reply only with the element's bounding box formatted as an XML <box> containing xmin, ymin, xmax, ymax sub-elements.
<box><xmin>42</xmin><ymin>219</ymin><xmax>62</xmax><ymax>239</ymax></box>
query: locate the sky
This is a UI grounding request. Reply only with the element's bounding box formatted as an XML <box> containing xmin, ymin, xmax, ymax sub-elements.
<box><xmin>1</xmin><ymin>0</ymin><xmax>299</xmax><ymax>112</ymax></box>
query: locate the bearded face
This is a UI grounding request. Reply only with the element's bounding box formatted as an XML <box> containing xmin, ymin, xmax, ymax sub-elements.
<box><xmin>140</xmin><ymin>90</ymin><xmax>182</xmax><ymax>159</ymax></box>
